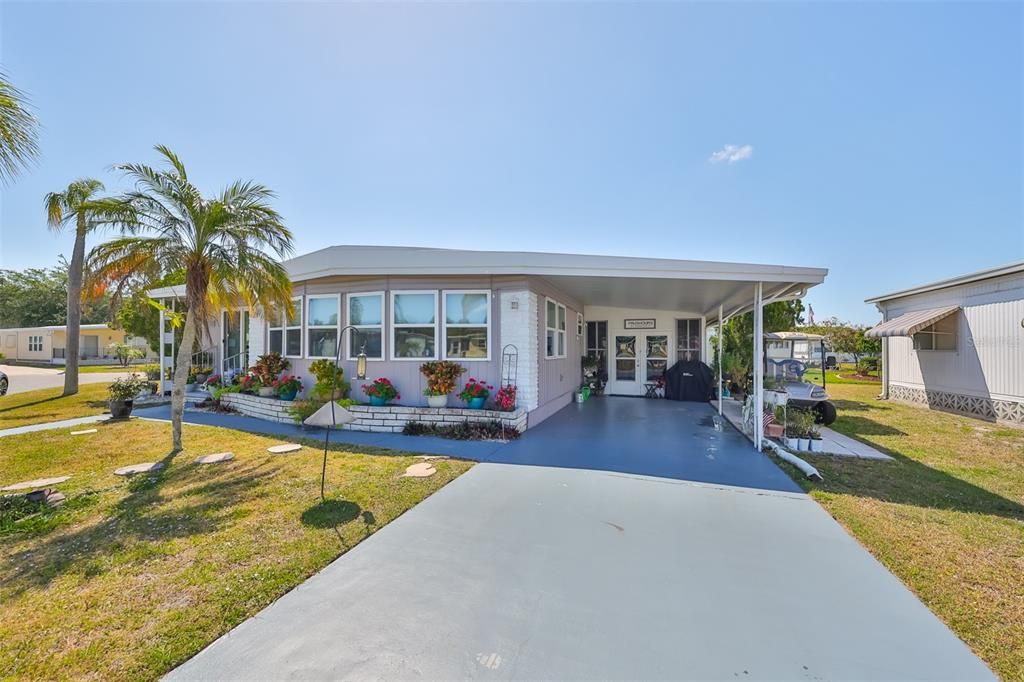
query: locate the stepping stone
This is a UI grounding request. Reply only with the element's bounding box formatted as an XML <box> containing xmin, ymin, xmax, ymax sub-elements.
<box><xmin>402</xmin><ymin>462</ymin><xmax>437</xmax><ymax>478</ymax></box>
<box><xmin>267</xmin><ymin>444</ymin><xmax>302</xmax><ymax>454</ymax></box>
<box><xmin>114</xmin><ymin>462</ymin><xmax>165</xmax><ymax>476</ymax></box>
<box><xmin>70</xmin><ymin>428</ymin><xmax>97</xmax><ymax>435</ymax></box>
<box><xmin>195</xmin><ymin>452</ymin><xmax>234</xmax><ymax>464</ymax></box>
<box><xmin>1</xmin><ymin>476</ymin><xmax>71</xmax><ymax>492</ymax></box>
<box><xmin>25</xmin><ymin>488</ymin><xmax>66</xmax><ymax>507</ymax></box>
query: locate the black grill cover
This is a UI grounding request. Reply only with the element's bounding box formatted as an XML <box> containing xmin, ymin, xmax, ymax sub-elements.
<box><xmin>663</xmin><ymin>361</ymin><xmax>714</xmax><ymax>402</ymax></box>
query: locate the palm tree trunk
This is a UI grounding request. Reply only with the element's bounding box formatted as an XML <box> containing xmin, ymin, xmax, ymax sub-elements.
<box><xmin>170</xmin><ymin>310</ymin><xmax>197</xmax><ymax>452</ymax></box>
<box><xmin>63</xmin><ymin>218</ymin><xmax>86</xmax><ymax>396</ymax></box>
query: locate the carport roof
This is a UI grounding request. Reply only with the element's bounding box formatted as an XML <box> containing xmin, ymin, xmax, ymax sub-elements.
<box><xmin>286</xmin><ymin>246</ymin><xmax>828</xmax><ymax>320</ymax></box>
<box><xmin>147</xmin><ymin>246</ymin><xmax>828</xmax><ymax>320</ymax></box>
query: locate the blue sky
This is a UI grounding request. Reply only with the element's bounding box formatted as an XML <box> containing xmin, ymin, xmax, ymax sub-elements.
<box><xmin>1</xmin><ymin>1</ymin><xmax>1021</xmax><ymax>325</ymax></box>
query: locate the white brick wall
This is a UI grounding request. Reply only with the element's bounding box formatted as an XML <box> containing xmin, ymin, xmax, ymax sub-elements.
<box><xmin>220</xmin><ymin>393</ymin><xmax>528</xmax><ymax>433</ymax></box>
<box><xmin>248</xmin><ymin>315</ymin><xmax>266</xmax><ymax>358</ymax></box>
<box><xmin>499</xmin><ymin>290</ymin><xmax>539</xmax><ymax>411</ymax></box>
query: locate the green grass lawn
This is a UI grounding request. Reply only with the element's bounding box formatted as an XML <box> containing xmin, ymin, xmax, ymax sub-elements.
<box><xmin>0</xmin><ymin>420</ymin><xmax>472</xmax><ymax>680</ymax></box>
<box><xmin>802</xmin><ymin>362</ymin><xmax>880</xmax><ymax>385</ymax></box>
<box><xmin>778</xmin><ymin>383</ymin><xmax>1024</xmax><ymax>680</ymax></box>
<box><xmin>0</xmin><ymin>383</ymin><xmax>114</xmax><ymax>430</ymax></box>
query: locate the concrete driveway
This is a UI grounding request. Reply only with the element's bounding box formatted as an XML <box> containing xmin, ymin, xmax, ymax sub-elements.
<box><xmin>168</xmin><ymin>462</ymin><xmax>992</xmax><ymax>680</ymax></box>
<box><xmin>0</xmin><ymin>364</ymin><xmax>126</xmax><ymax>395</ymax></box>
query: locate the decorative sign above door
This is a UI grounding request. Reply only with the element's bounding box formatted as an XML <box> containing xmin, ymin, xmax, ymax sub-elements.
<box><xmin>623</xmin><ymin>318</ymin><xmax>656</xmax><ymax>330</ymax></box>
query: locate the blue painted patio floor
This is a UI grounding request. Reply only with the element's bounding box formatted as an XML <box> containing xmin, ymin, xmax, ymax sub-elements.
<box><xmin>135</xmin><ymin>397</ymin><xmax>798</xmax><ymax>493</ymax></box>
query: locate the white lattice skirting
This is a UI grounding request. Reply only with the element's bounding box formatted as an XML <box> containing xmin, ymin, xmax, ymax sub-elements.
<box><xmin>889</xmin><ymin>384</ymin><xmax>1024</xmax><ymax>425</ymax></box>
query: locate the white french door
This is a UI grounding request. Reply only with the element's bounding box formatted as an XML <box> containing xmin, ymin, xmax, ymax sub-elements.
<box><xmin>606</xmin><ymin>333</ymin><xmax>669</xmax><ymax>395</ymax></box>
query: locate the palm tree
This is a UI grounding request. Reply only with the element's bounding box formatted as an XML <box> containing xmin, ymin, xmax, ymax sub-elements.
<box><xmin>0</xmin><ymin>70</ymin><xmax>40</xmax><ymax>183</ymax></box>
<box><xmin>46</xmin><ymin>179</ymin><xmax>119</xmax><ymax>396</ymax></box>
<box><xmin>90</xmin><ymin>145</ymin><xmax>294</xmax><ymax>451</ymax></box>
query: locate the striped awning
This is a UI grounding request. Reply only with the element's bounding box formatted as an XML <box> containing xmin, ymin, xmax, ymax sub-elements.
<box><xmin>865</xmin><ymin>305</ymin><xmax>960</xmax><ymax>338</ymax></box>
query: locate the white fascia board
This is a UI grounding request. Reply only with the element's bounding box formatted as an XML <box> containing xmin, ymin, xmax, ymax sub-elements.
<box><xmin>284</xmin><ymin>245</ymin><xmax>828</xmax><ymax>285</ymax></box>
<box><xmin>865</xmin><ymin>260</ymin><xmax>1024</xmax><ymax>304</ymax></box>
<box><xmin>146</xmin><ymin>285</ymin><xmax>186</xmax><ymax>298</ymax></box>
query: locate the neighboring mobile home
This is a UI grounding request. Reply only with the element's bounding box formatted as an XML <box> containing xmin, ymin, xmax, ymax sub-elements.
<box><xmin>150</xmin><ymin>246</ymin><xmax>827</xmax><ymax>434</ymax></box>
<box><xmin>866</xmin><ymin>261</ymin><xmax>1024</xmax><ymax>425</ymax></box>
<box><xmin>0</xmin><ymin>323</ymin><xmax>153</xmax><ymax>365</ymax></box>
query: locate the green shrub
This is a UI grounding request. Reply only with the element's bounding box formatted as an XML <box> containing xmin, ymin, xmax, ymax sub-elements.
<box><xmin>857</xmin><ymin>357</ymin><xmax>880</xmax><ymax>375</ymax></box>
<box><xmin>402</xmin><ymin>420</ymin><xmax>520</xmax><ymax>441</ymax></box>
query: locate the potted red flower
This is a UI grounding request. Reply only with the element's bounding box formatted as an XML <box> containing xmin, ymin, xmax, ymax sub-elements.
<box><xmin>272</xmin><ymin>375</ymin><xmax>303</xmax><ymax>401</ymax></box>
<box><xmin>362</xmin><ymin>377</ymin><xmax>400</xmax><ymax>406</ymax></box>
<box><xmin>493</xmin><ymin>385</ymin><xmax>517</xmax><ymax>411</ymax></box>
<box><xmin>458</xmin><ymin>378</ymin><xmax>493</xmax><ymax>409</ymax></box>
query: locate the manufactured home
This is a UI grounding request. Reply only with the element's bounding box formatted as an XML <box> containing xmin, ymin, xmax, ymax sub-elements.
<box><xmin>0</xmin><ymin>323</ymin><xmax>153</xmax><ymax>365</ymax></box>
<box><xmin>149</xmin><ymin>246</ymin><xmax>827</xmax><ymax>438</ymax></box>
<box><xmin>866</xmin><ymin>261</ymin><xmax>1024</xmax><ymax>425</ymax></box>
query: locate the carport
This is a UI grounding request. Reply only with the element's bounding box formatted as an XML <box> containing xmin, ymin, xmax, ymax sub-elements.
<box><xmin>485</xmin><ymin>396</ymin><xmax>801</xmax><ymax>492</ymax></box>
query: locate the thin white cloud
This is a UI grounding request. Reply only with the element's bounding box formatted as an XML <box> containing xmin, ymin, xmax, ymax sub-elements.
<box><xmin>709</xmin><ymin>144</ymin><xmax>754</xmax><ymax>164</ymax></box>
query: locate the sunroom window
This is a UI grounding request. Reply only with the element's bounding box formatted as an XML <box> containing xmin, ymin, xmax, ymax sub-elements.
<box><xmin>392</xmin><ymin>291</ymin><xmax>437</xmax><ymax>360</ymax></box>
<box><xmin>545</xmin><ymin>298</ymin><xmax>567</xmax><ymax>359</ymax></box>
<box><xmin>443</xmin><ymin>290</ymin><xmax>489</xmax><ymax>360</ymax></box>
<box><xmin>306</xmin><ymin>295</ymin><xmax>339</xmax><ymax>358</ymax></box>
<box><xmin>347</xmin><ymin>292</ymin><xmax>384</xmax><ymax>360</ymax></box>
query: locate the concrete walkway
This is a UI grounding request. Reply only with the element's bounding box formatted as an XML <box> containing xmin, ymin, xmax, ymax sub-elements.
<box><xmin>167</xmin><ymin>462</ymin><xmax>993</xmax><ymax>681</ymax></box>
<box><xmin>0</xmin><ymin>414</ymin><xmax>114</xmax><ymax>438</ymax></box>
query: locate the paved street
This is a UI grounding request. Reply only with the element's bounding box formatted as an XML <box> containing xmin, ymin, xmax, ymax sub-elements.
<box><xmin>0</xmin><ymin>364</ymin><xmax>128</xmax><ymax>395</ymax></box>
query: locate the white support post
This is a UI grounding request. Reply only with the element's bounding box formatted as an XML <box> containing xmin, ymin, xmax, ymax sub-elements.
<box><xmin>717</xmin><ymin>303</ymin><xmax>724</xmax><ymax>416</ymax></box>
<box><xmin>158</xmin><ymin>305</ymin><xmax>166</xmax><ymax>393</ymax></box>
<box><xmin>753</xmin><ymin>282</ymin><xmax>764</xmax><ymax>450</ymax></box>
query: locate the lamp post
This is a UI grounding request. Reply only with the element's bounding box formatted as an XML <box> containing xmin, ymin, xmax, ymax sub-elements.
<box><xmin>304</xmin><ymin>325</ymin><xmax>367</xmax><ymax>500</ymax></box>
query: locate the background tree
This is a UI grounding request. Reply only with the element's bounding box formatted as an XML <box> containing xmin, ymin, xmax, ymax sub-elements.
<box><xmin>0</xmin><ymin>263</ymin><xmax>110</xmax><ymax>328</ymax></box>
<box><xmin>90</xmin><ymin>145</ymin><xmax>294</xmax><ymax>451</ymax></box>
<box><xmin>0</xmin><ymin>70</ymin><xmax>39</xmax><ymax>183</ymax></box>
<box><xmin>46</xmin><ymin>179</ymin><xmax>118</xmax><ymax>395</ymax></box>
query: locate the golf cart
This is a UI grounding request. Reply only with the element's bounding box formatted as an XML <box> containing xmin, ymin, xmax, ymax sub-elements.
<box><xmin>764</xmin><ymin>332</ymin><xmax>837</xmax><ymax>426</ymax></box>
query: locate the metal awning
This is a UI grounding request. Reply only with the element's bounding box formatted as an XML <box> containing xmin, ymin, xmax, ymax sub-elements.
<box><xmin>865</xmin><ymin>305</ymin><xmax>959</xmax><ymax>338</ymax></box>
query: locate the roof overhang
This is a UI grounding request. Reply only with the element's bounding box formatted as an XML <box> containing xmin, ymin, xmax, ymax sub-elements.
<box><xmin>286</xmin><ymin>246</ymin><xmax>827</xmax><ymax>319</ymax></box>
<box><xmin>865</xmin><ymin>305</ymin><xmax>960</xmax><ymax>338</ymax></box>
<box><xmin>865</xmin><ymin>260</ymin><xmax>1024</xmax><ymax>304</ymax></box>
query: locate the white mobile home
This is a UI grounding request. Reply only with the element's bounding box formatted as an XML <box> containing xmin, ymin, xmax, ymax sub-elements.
<box><xmin>866</xmin><ymin>261</ymin><xmax>1024</xmax><ymax>425</ymax></box>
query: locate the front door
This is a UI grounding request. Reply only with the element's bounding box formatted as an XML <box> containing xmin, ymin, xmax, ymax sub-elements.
<box><xmin>221</xmin><ymin>310</ymin><xmax>248</xmax><ymax>375</ymax></box>
<box><xmin>82</xmin><ymin>335</ymin><xmax>99</xmax><ymax>359</ymax></box>
<box><xmin>607</xmin><ymin>333</ymin><xmax>669</xmax><ymax>396</ymax></box>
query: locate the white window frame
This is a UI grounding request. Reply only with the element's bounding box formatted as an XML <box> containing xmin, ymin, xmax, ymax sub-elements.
<box><xmin>305</xmin><ymin>294</ymin><xmax>340</xmax><ymax>359</ymax></box>
<box><xmin>345</xmin><ymin>291</ymin><xmax>385</xmax><ymax>361</ymax></box>
<box><xmin>28</xmin><ymin>335</ymin><xmax>43</xmax><ymax>352</ymax></box>
<box><xmin>266</xmin><ymin>304</ymin><xmax>284</xmax><ymax>356</ymax></box>
<box><xmin>441</xmin><ymin>289</ymin><xmax>491</xmax><ymax>362</ymax></box>
<box><xmin>545</xmin><ymin>297</ymin><xmax>567</xmax><ymax>359</ymax></box>
<box><xmin>390</xmin><ymin>290</ymin><xmax>439</xmax><ymax>361</ymax></box>
<box><xmin>284</xmin><ymin>295</ymin><xmax>303</xmax><ymax>359</ymax></box>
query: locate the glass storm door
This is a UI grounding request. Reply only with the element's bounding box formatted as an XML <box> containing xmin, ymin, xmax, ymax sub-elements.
<box><xmin>608</xmin><ymin>334</ymin><xmax>639</xmax><ymax>395</ymax></box>
<box><xmin>644</xmin><ymin>334</ymin><xmax>669</xmax><ymax>384</ymax></box>
<box><xmin>222</xmin><ymin>310</ymin><xmax>247</xmax><ymax>374</ymax></box>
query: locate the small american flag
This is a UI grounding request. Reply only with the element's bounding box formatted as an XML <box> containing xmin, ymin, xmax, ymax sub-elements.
<box><xmin>763</xmin><ymin>412</ymin><xmax>776</xmax><ymax>429</ymax></box>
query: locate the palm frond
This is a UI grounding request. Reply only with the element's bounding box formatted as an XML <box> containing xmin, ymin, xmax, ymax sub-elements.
<box><xmin>0</xmin><ymin>71</ymin><xmax>40</xmax><ymax>184</ymax></box>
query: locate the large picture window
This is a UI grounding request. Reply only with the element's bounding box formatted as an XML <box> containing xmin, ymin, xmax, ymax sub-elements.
<box><xmin>443</xmin><ymin>290</ymin><xmax>490</xmax><ymax>360</ymax></box>
<box><xmin>545</xmin><ymin>298</ymin><xmax>567</xmax><ymax>359</ymax></box>
<box><xmin>306</xmin><ymin>295</ymin><xmax>339</xmax><ymax>358</ymax></box>
<box><xmin>676</xmin><ymin>318</ymin><xmax>702</xmax><ymax>362</ymax></box>
<box><xmin>347</xmin><ymin>292</ymin><xmax>384</xmax><ymax>360</ymax></box>
<box><xmin>392</xmin><ymin>291</ymin><xmax>437</xmax><ymax>360</ymax></box>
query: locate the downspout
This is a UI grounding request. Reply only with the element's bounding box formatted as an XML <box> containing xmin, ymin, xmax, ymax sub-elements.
<box><xmin>875</xmin><ymin>303</ymin><xmax>889</xmax><ymax>400</ymax></box>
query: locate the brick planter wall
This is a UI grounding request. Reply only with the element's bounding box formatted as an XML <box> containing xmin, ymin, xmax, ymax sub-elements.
<box><xmin>220</xmin><ymin>393</ymin><xmax>528</xmax><ymax>433</ymax></box>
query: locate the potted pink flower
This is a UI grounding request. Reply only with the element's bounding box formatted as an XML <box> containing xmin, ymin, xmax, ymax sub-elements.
<box><xmin>362</xmin><ymin>377</ymin><xmax>400</xmax><ymax>406</ymax></box>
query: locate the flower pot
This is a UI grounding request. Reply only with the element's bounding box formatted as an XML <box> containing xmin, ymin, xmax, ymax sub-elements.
<box><xmin>109</xmin><ymin>399</ymin><xmax>134</xmax><ymax>420</ymax></box>
<box><xmin>785</xmin><ymin>436</ymin><xmax>800</xmax><ymax>450</ymax></box>
<box><xmin>798</xmin><ymin>438</ymin><xmax>811</xmax><ymax>451</ymax></box>
<box><xmin>809</xmin><ymin>438</ymin><xmax>823</xmax><ymax>453</ymax></box>
<box><xmin>426</xmin><ymin>394</ymin><xmax>448</xmax><ymax>408</ymax></box>
<box><xmin>468</xmin><ymin>396</ymin><xmax>486</xmax><ymax>410</ymax></box>
<box><xmin>258</xmin><ymin>386</ymin><xmax>275</xmax><ymax>398</ymax></box>
<box><xmin>369</xmin><ymin>395</ymin><xmax>387</xmax><ymax>407</ymax></box>
<box><xmin>279</xmin><ymin>389</ymin><xmax>298</xmax><ymax>401</ymax></box>
<box><xmin>765</xmin><ymin>423</ymin><xmax>785</xmax><ymax>438</ymax></box>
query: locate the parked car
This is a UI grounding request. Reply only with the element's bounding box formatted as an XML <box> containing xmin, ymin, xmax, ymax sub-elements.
<box><xmin>0</xmin><ymin>369</ymin><xmax>8</xmax><ymax>396</ymax></box>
